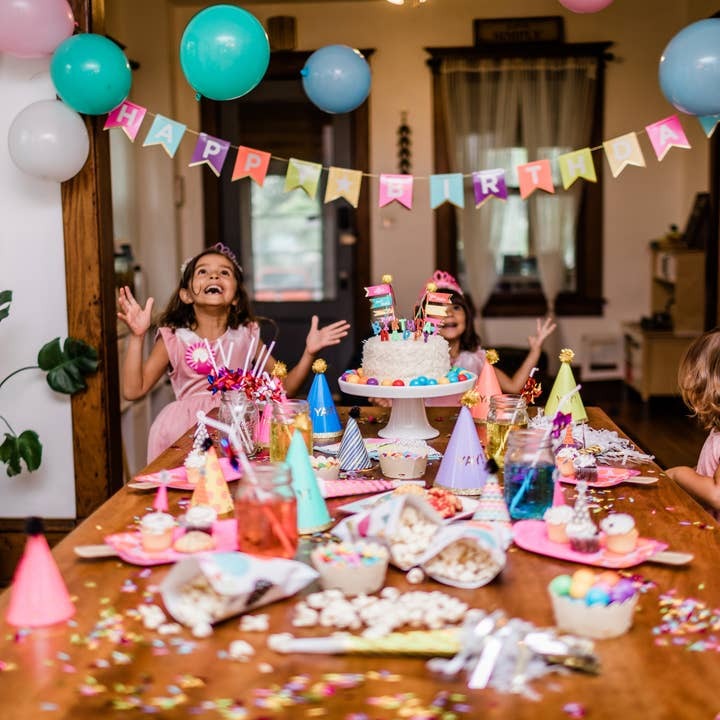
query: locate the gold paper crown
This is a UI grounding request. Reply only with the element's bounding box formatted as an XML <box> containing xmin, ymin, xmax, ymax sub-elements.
<box><xmin>461</xmin><ymin>389</ymin><xmax>480</xmax><ymax>408</ymax></box>
<box><xmin>272</xmin><ymin>361</ymin><xmax>288</xmax><ymax>379</ymax></box>
<box><xmin>312</xmin><ymin>358</ymin><xmax>327</xmax><ymax>374</ymax></box>
<box><xmin>485</xmin><ymin>349</ymin><xmax>499</xmax><ymax>365</ymax></box>
<box><xmin>559</xmin><ymin>348</ymin><xmax>575</xmax><ymax>363</ymax></box>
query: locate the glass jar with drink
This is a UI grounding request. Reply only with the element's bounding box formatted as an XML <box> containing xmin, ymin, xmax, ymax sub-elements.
<box><xmin>503</xmin><ymin>428</ymin><xmax>555</xmax><ymax>520</ymax></box>
<box><xmin>218</xmin><ymin>390</ymin><xmax>259</xmax><ymax>458</ymax></box>
<box><xmin>485</xmin><ymin>394</ymin><xmax>529</xmax><ymax>468</ymax></box>
<box><xmin>235</xmin><ymin>463</ymin><xmax>298</xmax><ymax>559</ymax></box>
<box><xmin>270</xmin><ymin>399</ymin><xmax>313</xmax><ymax>462</ymax></box>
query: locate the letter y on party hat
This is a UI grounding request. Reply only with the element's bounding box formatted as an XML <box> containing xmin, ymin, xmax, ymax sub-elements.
<box><xmin>544</xmin><ymin>349</ymin><xmax>588</xmax><ymax>423</ymax></box>
<box><xmin>338</xmin><ymin>416</ymin><xmax>372</xmax><ymax>471</ymax></box>
<box><xmin>308</xmin><ymin>359</ymin><xmax>342</xmax><ymax>441</ymax></box>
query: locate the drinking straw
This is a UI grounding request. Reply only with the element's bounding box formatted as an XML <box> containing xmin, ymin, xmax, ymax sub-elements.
<box><xmin>242</xmin><ymin>336</ymin><xmax>258</xmax><ymax>376</ymax></box>
<box><xmin>251</xmin><ymin>342</ymin><xmax>270</xmax><ymax>377</ymax></box>
<box><xmin>255</xmin><ymin>340</ymin><xmax>276</xmax><ymax>378</ymax></box>
<box><xmin>508</xmin><ymin>384</ymin><xmax>581</xmax><ymax>517</ymax></box>
<box><xmin>203</xmin><ymin>338</ymin><xmax>220</xmax><ymax>375</ymax></box>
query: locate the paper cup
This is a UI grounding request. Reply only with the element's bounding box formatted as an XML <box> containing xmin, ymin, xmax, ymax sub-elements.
<box><xmin>549</xmin><ymin>586</ymin><xmax>638</xmax><ymax>639</ymax></box>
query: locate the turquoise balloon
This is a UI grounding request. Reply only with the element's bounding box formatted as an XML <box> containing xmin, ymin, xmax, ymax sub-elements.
<box><xmin>50</xmin><ymin>33</ymin><xmax>132</xmax><ymax>115</ymax></box>
<box><xmin>180</xmin><ymin>5</ymin><xmax>269</xmax><ymax>101</ymax></box>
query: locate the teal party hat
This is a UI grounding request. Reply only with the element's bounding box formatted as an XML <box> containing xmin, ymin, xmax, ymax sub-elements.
<box><xmin>286</xmin><ymin>429</ymin><xmax>333</xmax><ymax>534</ymax></box>
<box><xmin>338</xmin><ymin>416</ymin><xmax>372</xmax><ymax>471</ymax></box>
<box><xmin>307</xmin><ymin>359</ymin><xmax>342</xmax><ymax>441</ymax></box>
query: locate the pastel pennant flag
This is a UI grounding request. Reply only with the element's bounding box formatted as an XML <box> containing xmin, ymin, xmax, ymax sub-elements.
<box><xmin>378</xmin><ymin>174</ymin><xmax>414</xmax><ymax>209</ymax></box>
<box><xmin>189</xmin><ymin>132</ymin><xmax>231</xmax><ymax>177</ymax></box>
<box><xmin>558</xmin><ymin>148</ymin><xmax>597</xmax><ymax>190</ymax></box>
<box><xmin>285</xmin><ymin>158</ymin><xmax>322</xmax><ymax>199</ymax></box>
<box><xmin>232</xmin><ymin>146</ymin><xmax>271</xmax><ymax>185</ymax></box>
<box><xmin>472</xmin><ymin>169</ymin><xmax>508</xmax><ymax>207</ymax></box>
<box><xmin>103</xmin><ymin>101</ymin><xmax>147</xmax><ymax>141</ymax></box>
<box><xmin>645</xmin><ymin>115</ymin><xmax>691</xmax><ymax>161</ymax></box>
<box><xmin>325</xmin><ymin>166</ymin><xmax>363</xmax><ymax>207</ymax></box>
<box><xmin>517</xmin><ymin>160</ymin><xmax>554</xmax><ymax>200</ymax></box>
<box><xmin>699</xmin><ymin>114</ymin><xmax>720</xmax><ymax>138</ymax></box>
<box><xmin>602</xmin><ymin>132</ymin><xmax>646</xmax><ymax>178</ymax></box>
<box><xmin>429</xmin><ymin>173</ymin><xmax>464</xmax><ymax>209</ymax></box>
<box><xmin>142</xmin><ymin>114</ymin><xmax>186</xmax><ymax>158</ymax></box>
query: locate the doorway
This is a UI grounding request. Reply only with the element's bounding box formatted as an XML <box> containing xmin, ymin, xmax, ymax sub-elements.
<box><xmin>202</xmin><ymin>51</ymin><xmax>371</xmax><ymax>396</ymax></box>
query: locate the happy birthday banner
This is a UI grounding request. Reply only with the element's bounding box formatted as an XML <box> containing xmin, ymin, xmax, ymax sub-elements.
<box><xmin>104</xmin><ymin>100</ymin><xmax>719</xmax><ymax>210</ymax></box>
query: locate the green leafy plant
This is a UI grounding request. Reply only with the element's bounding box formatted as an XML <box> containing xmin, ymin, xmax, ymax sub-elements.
<box><xmin>0</xmin><ymin>290</ymin><xmax>98</xmax><ymax>476</ymax></box>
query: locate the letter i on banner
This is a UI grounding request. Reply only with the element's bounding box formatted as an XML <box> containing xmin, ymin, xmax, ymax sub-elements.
<box><xmin>232</xmin><ymin>146</ymin><xmax>271</xmax><ymax>185</ymax></box>
<box><xmin>472</xmin><ymin>169</ymin><xmax>508</xmax><ymax>207</ymax></box>
<box><xmin>143</xmin><ymin>114</ymin><xmax>187</xmax><ymax>158</ymax></box>
<box><xmin>378</xmin><ymin>174</ymin><xmax>414</xmax><ymax>209</ymax></box>
<box><xmin>517</xmin><ymin>160</ymin><xmax>554</xmax><ymax>200</ymax></box>
<box><xmin>325</xmin><ymin>167</ymin><xmax>363</xmax><ymax>207</ymax></box>
<box><xmin>602</xmin><ymin>132</ymin><xmax>645</xmax><ymax>178</ymax></box>
<box><xmin>285</xmin><ymin>158</ymin><xmax>322</xmax><ymax>199</ymax></box>
<box><xmin>189</xmin><ymin>133</ymin><xmax>231</xmax><ymax>177</ymax></box>
<box><xmin>645</xmin><ymin>115</ymin><xmax>691</xmax><ymax>161</ymax></box>
<box><xmin>104</xmin><ymin>101</ymin><xmax>147</xmax><ymax>141</ymax></box>
<box><xmin>429</xmin><ymin>173</ymin><xmax>464</xmax><ymax>209</ymax></box>
<box><xmin>558</xmin><ymin>148</ymin><xmax>597</xmax><ymax>190</ymax></box>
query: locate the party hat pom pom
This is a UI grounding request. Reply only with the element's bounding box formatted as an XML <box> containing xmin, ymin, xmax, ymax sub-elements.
<box><xmin>26</xmin><ymin>516</ymin><xmax>44</xmax><ymax>536</ymax></box>
<box><xmin>461</xmin><ymin>389</ymin><xmax>479</xmax><ymax>408</ymax></box>
<box><xmin>381</xmin><ymin>274</ymin><xmax>393</xmax><ymax>284</ymax></box>
<box><xmin>485</xmin><ymin>349</ymin><xmax>499</xmax><ymax>365</ymax></box>
<box><xmin>485</xmin><ymin>458</ymin><xmax>499</xmax><ymax>475</ymax></box>
<box><xmin>559</xmin><ymin>348</ymin><xmax>575</xmax><ymax>363</ymax></box>
<box><xmin>349</xmin><ymin>406</ymin><xmax>361</xmax><ymax>419</ymax></box>
<box><xmin>312</xmin><ymin>358</ymin><xmax>327</xmax><ymax>374</ymax></box>
<box><xmin>272</xmin><ymin>361</ymin><xmax>288</xmax><ymax>379</ymax></box>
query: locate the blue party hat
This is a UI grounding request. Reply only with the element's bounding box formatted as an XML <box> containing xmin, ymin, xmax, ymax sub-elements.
<box><xmin>286</xmin><ymin>429</ymin><xmax>333</xmax><ymax>534</ymax></box>
<box><xmin>307</xmin><ymin>359</ymin><xmax>343</xmax><ymax>441</ymax></box>
<box><xmin>338</xmin><ymin>417</ymin><xmax>372</xmax><ymax>471</ymax></box>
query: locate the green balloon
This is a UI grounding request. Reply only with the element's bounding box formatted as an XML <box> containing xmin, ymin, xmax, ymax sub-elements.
<box><xmin>180</xmin><ymin>4</ymin><xmax>269</xmax><ymax>101</ymax></box>
<box><xmin>50</xmin><ymin>33</ymin><xmax>132</xmax><ymax>115</ymax></box>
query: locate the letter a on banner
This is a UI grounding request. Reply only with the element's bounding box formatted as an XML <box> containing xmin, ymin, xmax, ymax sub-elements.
<box><xmin>142</xmin><ymin>114</ymin><xmax>187</xmax><ymax>158</ymax></box>
<box><xmin>189</xmin><ymin>133</ymin><xmax>231</xmax><ymax>177</ymax></box>
<box><xmin>232</xmin><ymin>146</ymin><xmax>271</xmax><ymax>185</ymax></box>
<box><xmin>645</xmin><ymin>115</ymin><xmax>691</xmax><ymax>161</ymax></box>
<box><xmin>285</xmin><ymin>158</ymin><xmax>322</xmax><ymax>199</ymax></box>
<box><xmin>103</xmin><ymin>101</ymin><xmax>147</xmax><ymax>141</ymax></box>
<box><xmin>379</xmin><ymin>174</ymin><xmax>414</xmax><ymax>209</ymax></box>
<box><xmin>602</xmin><ymin>132</ymin><xmax>645</xmax><ymax>178</ymax></box>
<box><xmin>558</xmin><ymin>148</ymin><xmax>597</xmax><ymax>190</ymax></box>
<box><xmin>472</xmin><ymin>169</ymin><xmax>508</xmax><ymax>207</ymax></box>
<box><xmin>517</xmin><ymin>160</ymin><xmax>554</xmax><ymax>200</ymax></box>
<box><xmin>429</xmin><ymin>173</ymin><xmax>464</xmax><ymax>209</ymax></box>
<box><xmin>325</xmin><ymin>167</ymin><xmax>363</xmax><ymax>207</ymax></box>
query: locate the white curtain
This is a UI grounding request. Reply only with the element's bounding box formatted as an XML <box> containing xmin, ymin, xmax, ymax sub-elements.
<box><xmin>439</xmin><ymin>56</ymin><xmax>598</xmax><ymax>315</ymax></box>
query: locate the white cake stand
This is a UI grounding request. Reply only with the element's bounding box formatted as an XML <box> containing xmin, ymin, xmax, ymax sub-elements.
<box><xmin>338</xmin><ymin>375</ymin><xmax>476</xmax><ymax>440</ymax></box>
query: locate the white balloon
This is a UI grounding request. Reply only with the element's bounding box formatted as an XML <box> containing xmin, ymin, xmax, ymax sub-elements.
<box><xmin>8</xmin><ymin>99</ymin><xmax>89</xmax><ymax>182</ymax></box>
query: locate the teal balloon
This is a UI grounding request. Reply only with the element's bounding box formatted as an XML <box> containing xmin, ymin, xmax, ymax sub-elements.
<box><xmin>301</xmin><ymin>45</ymin><xmax>371</xmax><ymax>114</ymax></box>
<box><xmin>659</xmin><ymin>19</ymin><xmax>720</xmax><ymax>116</ymax></box>
<box><xmin>180</xmin><ymin>5</ymin><xmax>269</xmax><ymax>101</ymax></box>
<box><xmin>50</xmin><ymin>33</ymin><xmax>132</xmax><ymax>115</ymax></box>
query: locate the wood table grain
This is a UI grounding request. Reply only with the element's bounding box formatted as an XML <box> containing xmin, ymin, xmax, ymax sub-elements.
<box><xmin>0</xmin><ymin>407</ymin><xmax>717</xmax><ymax>720</ymax></box>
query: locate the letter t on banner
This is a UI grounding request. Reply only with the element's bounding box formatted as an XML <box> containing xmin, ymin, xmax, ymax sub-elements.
<box><xmin>517</xmin><ymin>160</ymin><xmax>554</xmax><ymax>200</ymax></box>
<box><xmin>232</xmin><ymin>146</ymin><xmax>271</xmax><ymax>185</ymax></box>
<box><xmin>103</xmin><ymin>101</ymin><xmax>147</xmax><ymax>141</ymax></box>
<box><xmin>379</xmin><ymin>174</ymin><xmax>414</xmax><ymax>209</ymax></box>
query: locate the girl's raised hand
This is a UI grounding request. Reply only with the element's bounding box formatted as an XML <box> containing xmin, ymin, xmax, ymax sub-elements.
<box><xmin>528</xmin><ymin>316</ymin><xmax>557</xmax><ymax>351</ymax></box>
<box><xmin>305</xmin><ymin>315</ymin><xmax>350</xmax><ymax>355</ymax></box>
<box><xmin>117</xmin><ymin>286</ymin><xmax>155</xmax><ymax>337</ymax></box>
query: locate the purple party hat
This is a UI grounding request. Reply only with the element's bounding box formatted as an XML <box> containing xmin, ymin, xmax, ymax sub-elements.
<box><xmin>434</xmin><ymin>405</ymin><xmax>489</xmax><ymax>495</ymax></box>
<box><xmin>338</xmin><ymin>417</ymin><xmax>372</xmax><ymax>471</ymax></box>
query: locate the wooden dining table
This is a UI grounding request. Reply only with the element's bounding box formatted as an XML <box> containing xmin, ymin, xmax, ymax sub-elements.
<box><xmin>0</xmin><ymin>406</ymin><xmax>718</xmax><ymax>719</ymax></box>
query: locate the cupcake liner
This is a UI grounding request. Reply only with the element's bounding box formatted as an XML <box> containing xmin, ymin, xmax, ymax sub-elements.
<box><xmin>549</xmin><ymin>587</ymin><xmax>638</xmax><ymax>639</ymax></box>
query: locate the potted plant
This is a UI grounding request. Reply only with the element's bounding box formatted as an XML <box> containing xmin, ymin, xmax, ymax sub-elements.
<box><xmin>0</xmin><ymin>290</ymin><xmax>98</xmax><ymax>476</ymax></box>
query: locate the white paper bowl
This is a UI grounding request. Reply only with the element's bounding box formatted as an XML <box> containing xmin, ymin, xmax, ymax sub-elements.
<box><xmin>549</xmin><ymin>586</ymin><xmax>638</xmax><ymax>639</ymax></box>
<box><xmin>311</xmin><ymin>543</ymin><xmax>389</xmax><ymax>596</ymax></box>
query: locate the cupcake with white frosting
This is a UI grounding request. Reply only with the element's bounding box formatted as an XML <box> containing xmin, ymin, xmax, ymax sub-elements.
<box><xmin>600</xmin><ymin>513</ymin><xmax>639</xmax><ymax>554</ymax></box>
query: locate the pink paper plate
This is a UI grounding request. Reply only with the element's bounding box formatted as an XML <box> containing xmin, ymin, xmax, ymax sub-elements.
<box><xmin>104</xmin><ymin>519</ymin><xmax>237</xmax><ymax>566</ymax></box>
<box><xmin>559</xmin><ymin>466</ymin><xmax>640</xmax><ymax>488</ymax></box>
<box><xmin>134</xmin><ymin>457</ymin><xmax>243</xmax><ymax>490</ymax></box>
<box><xmin>512</xmin><ymin>519</ymin><xmax>668</xmax><ymax>569</ymax></box>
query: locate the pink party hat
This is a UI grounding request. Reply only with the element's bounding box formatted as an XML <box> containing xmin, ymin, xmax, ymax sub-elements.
<box><xmin>255</xmin><ymin>402</ymin><xmax>272</xmax><ymax>448</ymax></box>
<box><xmin>472</xmin><ymin>459</ymin><xmax>510</xmax><ymax>526</ymax></box>
<box><xmin>434</xmin><ymin>406</ymin><xmax>490</xmax><ymax>495</ymax></box>
<box><xmin>552</xmin><ymin>478</ymin><xmax>566</xmax><ymax>507</ymax></box>
<box><xmin>471</xmin><ymin>350</ymin><xmax>502</xmax><ymax>422</ymax></box>
<box><xmin>338</xmin><ymin>417</ymin><xmax>372</xmax><ymax>471</ymax></box>
<box><xmin>153</xmin><ymin>473</ymin><xmax>169</xmax><ymax>512</ymax></box>
<box><xmin>285</xmin><ymin>429</ymin><xmax>333</xmax><ymax>533</ymax></box>
<box><xmin>6</xmin><ymin>517</ymin><xmax>75</xmax><ymax>627</ymax></box>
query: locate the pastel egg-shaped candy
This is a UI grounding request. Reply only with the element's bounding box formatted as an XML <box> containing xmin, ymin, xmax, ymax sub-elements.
<box><xmin>438</xmin><ymin>377</ymin><xmax>450</xmax><ymax>384</ymax></box>
<box><xmin>597</xmin><ymin>570</ymin><xmax>621</xmax><ymax>587</ymax></box>
<box><xmin>346</xmin><ymin>374</ymin><xmax>361</xmax><ymax>384</ymax></box>
<box><xmin>572</xmin><ymin>568</ymin><xmax>597</xmax><ymax>586</ymax></box>
<box><xmin>609</xmin><ymin>578</ymin><xmax>636</xmax><ymax>603</ymax></box>
<box><xmin>426</xmin><ymin>378</ymin><xmax>438</xmax><ymax>385</ymax></box>
<box><xmin>366</xmin><ymin>377</ymin><xmax>379</xmax><ymax>386</ymax></box>
<box><xmin>381</xmin><ymin>379</ymin><xmax>393</xmax><ymax>386</ymax></box>
<box><xmin>409</xmin><ymin>378</ymin><xmax>422</xmax><ymax>386</ymax></box>
<box><xmin>585</xmin><ymin>586</ymin><xmax>611</xmax><ymax>606</ymax></box>
<box><xmin>569</xmin><ymin>579</ymin><xmax>593</xmax><ymax>599</ymax></box>
<box><xmin>415</xmin><ymin>376</ymin><xmax>429</xmax><ymax>385</ymax></box>
<box><xmin>549</xmin><ymin>574</ymin><xmax>573</xmax><ymax>597</ymax></box>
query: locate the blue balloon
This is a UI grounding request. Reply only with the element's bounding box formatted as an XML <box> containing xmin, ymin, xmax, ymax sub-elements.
<box><xmin>301</xmin><ymin>45</ymin><xmax>371</xmax><ymax>114</ymax></box>
<box><xmin>659</xmin><ymin>18</ymin><xmax>720</xmax><ymax>116</ymax></box>
<box><xmin>180</xmin><ymin>5</ymin><xmax>269</xmax><ymax>101</ymax></box>
<box><xmin>50</xmin><ymin>33</ymin><xmax>132</xmax><ymax>115</ymax></box>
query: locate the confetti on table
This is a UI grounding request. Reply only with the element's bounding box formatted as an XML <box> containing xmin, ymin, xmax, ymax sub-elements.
<box><xmin>653</xmin><ymin>591</ymin><xmax>720</xmax><ymax>651</ymax></box>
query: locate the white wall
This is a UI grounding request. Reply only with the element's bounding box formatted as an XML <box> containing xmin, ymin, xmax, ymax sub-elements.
<box><xmin>0</xmin><ymin>55</ymin><xmax>75</xmax><ymax>516</ymax></box>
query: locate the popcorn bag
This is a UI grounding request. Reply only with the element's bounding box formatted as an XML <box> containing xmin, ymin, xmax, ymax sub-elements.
<box><xmin>333</xmin><ymin>494</ymin><xmax>444</xmax><ymax>570</ymax></box>
<box><xmin>417</xmin><ymin>521</ymin><xmax>511</xmax><ymax>589</ymax></box>
<box><xmin>161</xmin><ymin>552</ymin><xmax>318</xmax><ymax>629</ymax></box>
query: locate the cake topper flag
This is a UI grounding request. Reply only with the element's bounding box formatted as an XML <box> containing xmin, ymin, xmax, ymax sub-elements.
<box><xmin>417</xmin><ymin>282</ymin><xmax>452</xmax><ymax>333</ymax></box>
<box><xmin>195</xmin><ymin>447</ymin><xmax>233</xmax><ymax>514</ymax></box>
<box><xmin>6</xmin><ymin>517</ymin><xmax>75</xmax><ymax>627</ymax></box>
<box><xmin>338</xmin><ymin>417</ymin><xmax>372</xmax><ymax>471</ymax></box>
<box><xmin>544</xmin><ymin>349</ymin><xmax>588</xmax><ymax>423</ymax></box>
<box><xmin>435</xmin><ymin>404</ymin><xmax>490</xmax><ymax>495</ymax></box>
<box><xmin>286</xmin><ymin>429</ymin><xmax>333</xmax><ymax>533</ymax></box>
<box><xmin>470</xmin><ymin>349</ymin><xmax>502</xmax><ymax>422</ymax></box>
<box><xmin>472</xmin><ymin>459</ymin><xmax>510</xmax><ymax>526</ymax></box>
<box><xmin>308</xmin><ymin>359</ymin><xmax>343</xmax><ymax>441</ymax></box>
<box><xmin>365</xmin><ymin>274</ymin><xmax>397</xmax><ymax>331</ymax></box>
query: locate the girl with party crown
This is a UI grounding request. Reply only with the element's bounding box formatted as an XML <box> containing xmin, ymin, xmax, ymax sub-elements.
<box><xmin>118</xmin><ymin>243</ymin><xmax>350</xmax><ymax>461</ymax></box>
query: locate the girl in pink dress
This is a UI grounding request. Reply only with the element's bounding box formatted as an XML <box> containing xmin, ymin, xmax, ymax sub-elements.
<box><xmin>118</xmin><ymin>243</ymin><xmax>350</xmax><ymax>461</ymax></box>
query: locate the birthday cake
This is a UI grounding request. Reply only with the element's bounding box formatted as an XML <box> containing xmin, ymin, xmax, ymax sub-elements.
<box><xmin>361</xmin><ymin>333</ymin><xmax>451</xmax><ymax>384</ymax></box>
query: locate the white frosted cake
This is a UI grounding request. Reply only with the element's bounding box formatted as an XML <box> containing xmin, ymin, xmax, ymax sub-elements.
<box><xmin>361</xmin><ymin>334</ymin><xmax>451</xmax><ymax>383</ymax></box>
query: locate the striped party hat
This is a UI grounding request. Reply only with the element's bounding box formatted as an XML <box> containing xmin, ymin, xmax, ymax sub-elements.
<box><xmin>472</xmin><ymin>460</ymin><xmax>510</xmax><ymax>526</ymax></box>
<box><xmin>338</xmin><ymin>417</ymin><xmax>372</xmax><ymax>471</ymax></box>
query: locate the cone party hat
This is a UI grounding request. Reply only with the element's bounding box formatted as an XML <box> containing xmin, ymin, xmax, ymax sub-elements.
<box><xmin>285</xmin><ymin>428</ymin><xmax>333</xmax><ymax>533</ymax></box>
<box><xmin>153</xmin><ymin>471</ymin><xmax>170</xmax><ymax>512</ymax></box>
<box><xmin>6</xmin><ymin>517</ymin><xmax>75</xmax><ymax>627</ymax></box>
<box><xmin>194</xmin><ymin>447</ymin><xmax>233</xmax><ymax>514</ymax></box>
<box><xmin>472</xmin><ymin>459</ymin><xmax>510</xmax><ymax>527</ymax></box>
<box><xmin>307</xmin><ymin>359</ymin><xmax>342</xmax><ymax>441</ymax></box>
<box><xmin>544</xmin><ymin>349</ymin><xmax>588</xmax><ymax>423</ymax></box>
<box><xmin>470</xmin><ymin>350</ymin><xmax>502</xmax><ymax>422</ymax></box>
<box><xmin>256</xmin><ymin>402</ymin><xmax>272</xmax><ymax>448</ymax></box>
<box><xmin>435</xmin><ymin>398</ymin><xmax>490</xmax><ymax>495</ymax></box>
<box><xmin>338</xmin><ymin>416</ymin><xmax>372</xmax><ymax>471</ymax></box>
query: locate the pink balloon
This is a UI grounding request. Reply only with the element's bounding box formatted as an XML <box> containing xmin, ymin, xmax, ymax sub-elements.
<box><xmin>559</xmin><ymin>0</ymin><xmax>614</xmax><ymax>12</ymax></box>
<box><xmin>0</xmin><ymin>0</ymin><xmax>75</xmax><ymax>58</ymax></box>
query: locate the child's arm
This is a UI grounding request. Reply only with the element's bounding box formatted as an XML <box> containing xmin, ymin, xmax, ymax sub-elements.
<box><xmin>496</xmin><ymin>317</ymin><xmax>557</xmax><ymax>393</ymax></box>
<box><xmin>272</xmin><ymin>315</ymin><xmax>350</xmax><ymax>397</ymax></box>
<box><xmin>666</xmin><ymin>465</ymin><xmax>720</xmax><ymax>512</ymax></box>
<box><xmin>117</xmin><ymin>286</ymin><xmax>168</xmax><ymax>401</ymax></box>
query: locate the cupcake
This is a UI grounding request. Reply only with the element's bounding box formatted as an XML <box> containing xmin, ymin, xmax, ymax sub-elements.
<box><xmin>173</xmin><ymin>530</ymin><xmax>216</xmax><ymax>554</ymax></box>
<box><xmin>378</xmin><ymin>440</ymin><xmax>430</xmax><ymax>479</ymax></box>
<box><xmin>184</xmin><ymin>449</ymin><xmax>206</xmax><ymax>485</ymax></box>
<box><xmin>140</xmin><ymin>512</ymin><xmax>175</xmax><ymax>553</ymax></box>
<box><xmin>180</xmin><ymin>505</ymin><xmax>217</xmax><ymax>535</ymax></box>
<box><xmin>573</xmin><ymin>453</ymin><xmax>598</xmax><ymax>483</ymax></box>
<box><xmin>310</xmin><ymin>541</ymin><xmax>389</xmax><ymax>596</ymax></box>
<box><xmin>555</xmin><ymin>447</ymin><xmax>579</xmax><ymax>477</ymax></box>
<box><xmin>309</xmin><ymin>454</ymin><xmax>341</xmax><ymax>482</ymax></box>
<box><xmin>600</xmin><ymin>513</ymin><xmax>639</xmax><ymax>554</ymax></box>
<box><xmin>566</xmin><ymin>519</ymin><xmax>600</xmax><ymax>554</ymax></box>
<box><xmin>543</xmin><ymin>504</ymin><xmax>574</xmax><ymax>544</ymax></box>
